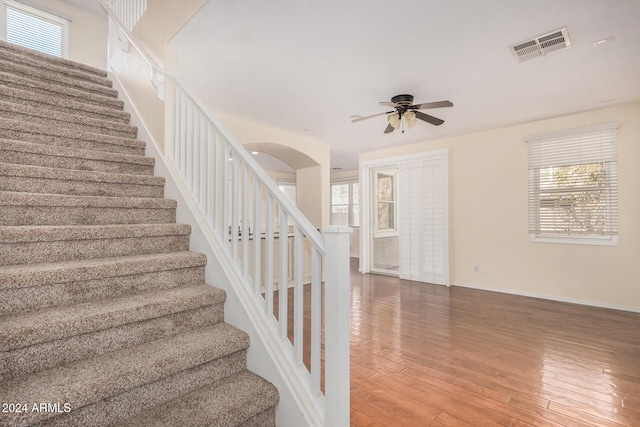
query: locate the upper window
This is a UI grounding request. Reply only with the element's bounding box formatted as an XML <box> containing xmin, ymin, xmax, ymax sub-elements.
<box><xmin>331</xmin><ymin>180</ymin><xmax>359</xmax><ymax>227</ymax></box>
<box><xmin>1</xmin><ymin>0</ymin><xmax>70</xmax><ymax>58</ymax></box>
<box><xmin>372</xmin><ymin>169</ymin><xmax>397</xmax><ymax>236</ymax></box>
<box><xmin>526</xmin><ymin>123</ymin><xmax>618</xmax><ymax>245</ymax></box>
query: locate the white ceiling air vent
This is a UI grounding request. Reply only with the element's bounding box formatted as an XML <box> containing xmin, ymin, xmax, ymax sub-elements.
<box><xmin>510</xmin><ymin>27</ymin><xmax>571</xmax><ymax>63</ymax></box>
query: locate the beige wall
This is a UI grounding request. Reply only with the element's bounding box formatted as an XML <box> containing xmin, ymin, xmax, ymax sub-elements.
<box><xmin>360</xmin><ymin>102</ymin><xmax>640</xmax><ymax>311</ymax></box>
<box><xmin>132</xmin><ymin>0</ymin><xmax>207</xmax><ymax>67</ymax></box>
<box><xmin>33</xmin><ymin>0</ymin><xmax>107</xmax><ymax>69</ymax></box>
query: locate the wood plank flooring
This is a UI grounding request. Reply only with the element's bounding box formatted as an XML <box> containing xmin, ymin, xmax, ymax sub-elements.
<box><xmin>348</xmin><ymin>260</ymin><xmax>640</xmax><ymax>426</ymax></box>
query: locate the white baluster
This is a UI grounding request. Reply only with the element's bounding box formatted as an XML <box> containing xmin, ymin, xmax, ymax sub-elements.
<box><xmin>253</xmin><ymin>178</ymin><xmax>262</xmax><ymax>295</ymax></box>
<box><xmin>242</xmin><ymin>166</ymin><xmax>250</xmax><ymax>277</ymax></box>
<box><xmin>221</xmin><ymin>141</ymin><xmax>229</xmax><ymax>246</ymax></box>
<box><xmin>278</xmin><ymin>206</ymin><xmax>289</xmax><ymax>340</ymax></box>
<box><xmin>310</xmin><ymin>246</ymin><xmax>322</xmax><ymax>395</ymax></box>
<box><xmin>231</xmin><ymin>148</ymin><xmax>239</xmax><ymax>261</ymax></box>
<box><xmin>293</xmin><ymin>227</ymin><xmax>304</xmax><ymax>365</ymax></box>
<box><xmin>265</xmin><ymin>194</ymin><xmax>275</xmax><ymax>315</ymax></box>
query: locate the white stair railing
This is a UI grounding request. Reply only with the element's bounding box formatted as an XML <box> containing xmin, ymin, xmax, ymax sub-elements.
<box><xmin>99</xmin><ymin>2</ymin><xmax>351</xmax><ymax>426</ymax></box>
<box><xmin>107</xmin><ymin>0</ymin><xmax>146</xmax><ymax>31</ymax></box>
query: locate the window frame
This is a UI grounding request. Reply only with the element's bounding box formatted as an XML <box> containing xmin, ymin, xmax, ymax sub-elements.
<box><xmin>526</xmin><ymin>123</ymin><xmax>618</xmax><ymax>246</ymax></box>
<box><xmin>330</xmin><ymin>180</ymin><xmax>359</xmax><ymax>228</ymax></box>
<box><xmin>372</xmin><ymin>169</ymin><xmax>398</xmax><ymax>237</ymax></box>
<box><xmin>1</xmin><ymin>0</ymin><xmax>70</xmax><ymax>59</ymax></box>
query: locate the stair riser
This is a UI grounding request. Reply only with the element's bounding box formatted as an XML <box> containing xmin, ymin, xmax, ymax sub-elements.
<box><xmin>0</xmin><ymin>205</ymin><xmax>175</xmax><ymax>226</ymax></box>
<box><xmin>1</xmin><ymin>148</ymin><xmax>154</xmax><ymax>176</ymax></box>
<box><xmin>0</xmin><ymin>61</ymin><xmax>118</xmax><ymax>99</ymax></box>
<box><xmin>0</xmin><ymin>49</ymin><xmax>112</xmax><ymax>89</ymax></box>
<box><xmin>1</xmin><ymin>265</ymin><xmax>205</xmax><ymax>316</ymax></box>
<box><xmin>0</xmin><ymin>108</ymin><xmax>137</xmax><ymax>140</ymax></box>
<box><xmin>243</xmin><ymin>407</ymin><xmax>277</xmax><ymax>427</ymax></box>
<box><xmin>0</xmin><ymin>72</ymin><xmax>124</xmax><ymax>111</ymax></box>
<box><xmin>0</xmin><ymin>176</ymin><xmax>164</xmax><ymax>198</ymax></box>
<box><xmin>118</xmin><ymin>371</ymin><xmax>279</xmax><ymax>427</ymax></box>
<box><xmin>35</xmin><ymin>351</ymin><xmax>248</xmax><ymax>427</ymax></box>
<box><xmin>1</xmin><ymin>304</ymin><xmax>224</xmax><ymax>382</ymax></box>
<box><xmin>1</xmin><ymin>89</ymin><xmax>131</xmax><ymax>124</ymax></box>
<box><xmin>0</xmin><ymin>235</ymin><xmax>189</xmax><ymax>266</ymax></box>
<box><xmin>0</xmin><ymin>122</ymin><xmax>145</xmax><ymax>157</ymax></box>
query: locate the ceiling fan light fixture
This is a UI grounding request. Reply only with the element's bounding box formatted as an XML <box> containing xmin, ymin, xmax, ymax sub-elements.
<box><xmin>388</xmin><ymin>113</ymin><xmax>400</xmax><ymax>129</ymax></box>
<box><xmin>404</xmin><ymin>111</ymin><xmax>417</xmax><ymax>128</ymax></box>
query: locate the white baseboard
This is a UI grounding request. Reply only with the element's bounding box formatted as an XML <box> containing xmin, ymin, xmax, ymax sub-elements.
<box><xmin>452</xmin><ymin>282</ymin><xmax>640</xmax><ymax>314</ymax></box>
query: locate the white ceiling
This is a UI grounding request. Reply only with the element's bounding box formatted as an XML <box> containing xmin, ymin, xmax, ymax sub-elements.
<box><xmin>58</xmin><ymin>0</ymin><xmax>105</xmax><ymax>16</ymax></box>
<box><xmin>69</xmin><ymin>0</ymin><xmax>640</xmax><ymax>171</ymax></box>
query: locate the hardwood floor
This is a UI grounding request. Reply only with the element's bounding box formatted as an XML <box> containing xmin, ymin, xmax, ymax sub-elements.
<box><xmin>347</xmin><ymin>260</ymin><xmax>640</xmax><ymax>426</ymax></box>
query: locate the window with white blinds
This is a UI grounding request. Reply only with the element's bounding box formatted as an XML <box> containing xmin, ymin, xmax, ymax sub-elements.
<box><xmin>0</xmin><ymin>0</ymin><xmax>69</xmax><ymax>58</ymax></box>
<box><xmin>526</xmin><ymin>122</ymin><xmax>618</xmax><ymax>245</ymax></box>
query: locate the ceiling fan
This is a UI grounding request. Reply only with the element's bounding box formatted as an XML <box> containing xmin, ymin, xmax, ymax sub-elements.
<box><xmin>352</xmin><ymin>94</ymin><xmax>453</xmax><ymax>134</ymax></box>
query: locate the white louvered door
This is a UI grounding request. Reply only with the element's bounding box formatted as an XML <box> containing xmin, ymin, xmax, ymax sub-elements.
<box><xmin>399</xmin><ymin>152</ymin><xmax>449</xmax><ymax>285</ymax></box>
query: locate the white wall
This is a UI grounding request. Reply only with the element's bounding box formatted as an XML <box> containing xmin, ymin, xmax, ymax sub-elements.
<box><xmin>360</xmin><ymin>102</ymin><xmax>640</xmax><ymax>311</ymax></box>
<box><xmin>32</xmin><ymin>0</ymin><xmax>107</xmax><ymax>69</ymax></box>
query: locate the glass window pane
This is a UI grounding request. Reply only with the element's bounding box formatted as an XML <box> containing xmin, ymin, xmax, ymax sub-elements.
<box><xmin>4</xmin><ymin>1</ymin><xmax>69</xmax><ymax>58</ymax></box>
<box><xmin>377</xmin><ymin>175</ymin><xmax>394</xmax><ymax>201</ymax></box>
<box><xmin>377</xmin><ymin>202</ymin><xmax>394</xmax><ymax>230</ymax></box>
<box><xmin>331</xmin><ymin>205</ymin><xmax>349</xmax><ymax>226</ymax></box>
<box><xmin>331</xmin><ymin>184</ymin><xmax>349</xmax><ymax>204</ymax></box>
<box><xmin>351</xmin><ymin>204</ymin><xmax>359</xmax><ymax>227</ymax></box>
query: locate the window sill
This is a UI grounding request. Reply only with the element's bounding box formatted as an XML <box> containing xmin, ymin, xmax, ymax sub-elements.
<box><xmin>530</xmin><ymin>234</ymin><xmax>618</xmax><ymax>246</ymax></box>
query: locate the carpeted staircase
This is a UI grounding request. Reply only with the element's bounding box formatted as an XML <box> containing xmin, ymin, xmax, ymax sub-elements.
<box><xmin>0</xmin><ymin>40</ymin><xmax>279</xmax><ymax>427</ymax></box>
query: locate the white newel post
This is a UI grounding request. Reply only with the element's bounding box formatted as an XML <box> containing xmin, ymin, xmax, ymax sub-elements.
<box><xmin>322</xmin><ymin>225</ymin><xmax>352</xmax><ymax>427</ymax></box>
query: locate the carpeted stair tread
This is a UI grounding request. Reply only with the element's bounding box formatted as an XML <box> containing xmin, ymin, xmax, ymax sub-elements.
<box><xmin>0</xmin><ymin>191</ymin><xmax>176</xmax><ymax>226</ymax></box>
<box><xmin>0</xmin><ymin>100</ymin><xmax>138</xmax><ymax>139</ymax></box>
<box><xmin>0</xmin><ymin>47</ymin><xmax>112</xmax><ymax>88</ymax></box>
<box><xmin>115</xmin><ymin>370</ymin><xmax>279</xmax><ymax>427</ymax></box>
<box><xmin>0</xmin><ymin>162</ymin><xmax>160</xmax><ymax>184</ymax></box>
<box><xmin>0</xmin><ymin>58</ymin><xmax>118</xmax><ymax>99</ymax></box>
<box><xmin>0</xmin><ymin>138</ymin><xmax>154</xmax><ymax>175</ymax></box>
<box><xmin>0</xmin><ymin>251</ymin><xmax>208</xmax><ymax>316</ymax></box>
<box><xmin>0</xmin><ymin>251</ymin><xmax>206</xmax><ymax>290</ymax></box>
<box><xmin>0</xmin><ymin>117</ymin><xmax>145</xmax><ymax>156</ymax></box>
<box><xmin>0</xmin><ymin>223</ymin><xmax>189</xmax><ymax>243</ymax></box>
<box><xmin>0</xmin><ymin>284</ymin><xmax>225</xmax><ymax>352</ymax></box>
<box><xmin>0</xmin><ymin>85</ymin><xmax>131</xmax><ymax>124</ymax></box>
<box><xmin>0</xmin><ymin>192</ymin><xmax>173</xmax><ymax>208</ymax></box>
<box><xmin>0</xmin><ymin>39</ymin><xmax>108</xmax><ymax>79</ymax></box>
<box><xmin>1</xmin><ymin>303</ymin><xmax>223</xmax><ymax>383</ymax></box>
<box><xmin>0</xmin><ymin>323</ymin><xmax>250</xmax><ymax>426</ymax></box>
<box><xmin>0</xmin><ymin>71</ymin><xmax>124</xmax><ymax>111</ymax></box>
<box><xmin>0</xmin><ymin>223</ymin><xmax>191</xmax><ymax>266</ymax></box>
<box><xmin>0</xmin><ymin>162</ymin><xmax>165</xmax><ymax>198</ymax></box>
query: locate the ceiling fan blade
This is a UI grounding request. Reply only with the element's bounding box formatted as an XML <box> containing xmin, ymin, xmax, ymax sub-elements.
<box><xmin>379</xmin><ymin>101</ymin><xmax>397</xmax><ymax>107</ymax></box>
<box><xmin>415</xmin><ymin>111</ymin><xmax>444</xmax><ymax>126</ymax></box>
<box><xmin>411</xmin><ymin>100</ymin><xmax>453</xmax><ymax>110</ymax></box>
<box><xmin>384</xmin><ymin>123</ymin><xmax>395</xmax><ymax>134</ymax></box>
<box><xmin>351</xmin><ymin>110</ymin><xmax>394</xmax><ymax>123</ymax></box>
